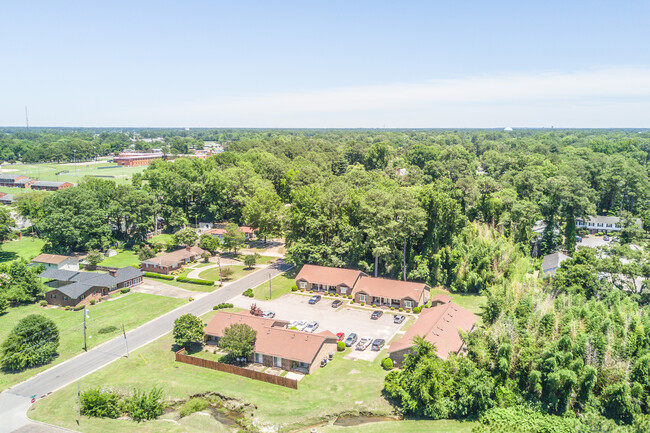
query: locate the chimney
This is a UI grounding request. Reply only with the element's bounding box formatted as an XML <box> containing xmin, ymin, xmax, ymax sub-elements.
<box><xmin>108</xmin><ymin>269</ymin><xmax>117</xmax><ymax>277</ymax></box>
<box><xmin>186</xmin><ymin>246</ymin><xmax>192</xmax><ymax>251</ymax></box>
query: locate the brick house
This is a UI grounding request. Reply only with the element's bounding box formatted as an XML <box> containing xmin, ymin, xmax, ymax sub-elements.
<box><xmin>206</xmin><ymin>224</ymin><xmax>257</xmax><ymax>242</ymax></box>
<box><xmin>31</xmin><ymin>253</ymin><xmax>79</xmax><ymax>271</ymax></box>
<box><xmin>294</xmin><ymin>264</ymin><xmax>366</xmax><ymax>296</ymax></box>
<box><xmin>388</xmin><ymin>302</ymin><xmax>477</xmax><ymax>366</ymax></box>
<box><xmin>113</xmin><ymin>152</ymin><xmax>163</xmax><ymax>166</ymax></box>
<box><xmin>0</xmin><ymin>174</ymin><xmax>35</xmax><ymax>188</ymax></box>
<box><xmin>205</xmin><ymin>311</ymin><xmax>337</xmax><ymax>375</ymax></box>
<box><xmin>30</xmin><ymin>181</ymin><xmax>73</xmax><ymax>191</ymax></box>
<box><xmin>351</xmin><ymin>275</ymin><xmax>429</xmax><ymax>310</ymax></box>
<box><xmin>140</xmin><ymin>246</ymin><xmax>206</xmax><ymax>274</ymax></box>
<box><xmin>40</xmin><ymin>267</ymin><xmax>143</xmax><ymax>307</ymax></box>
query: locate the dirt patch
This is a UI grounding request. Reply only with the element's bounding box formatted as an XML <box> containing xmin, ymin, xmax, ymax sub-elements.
<box><xmin>348</xmin><ymin>369</ymin><xmax>361</xmax><ymax>375</ymax></box>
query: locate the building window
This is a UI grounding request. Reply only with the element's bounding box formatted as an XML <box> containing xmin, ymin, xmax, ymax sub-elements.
<box><xmin>254</xmin><ymin>353</ymin><xmax>263</xmax><ymax>363</ymax></box>
<box><xmin>405</xmin><ymin>300</ymin><xmax>413</xmax><ymax>309</ymax></box>
<box><xmin>340</xmin><ymin>286</ymin><xmax>348</xmax><ymax>295</ymax></box>
<box><xmin>64</xmin><ymin>296</ymin><xmax>68</xmax><ymax>301</ymax></box>
<box><xmin>359</xmin><ymin>294</ymin><xmax>366</xmax><ymax>303</ymax></box>
<box><xmin>52</xmin><ymin>294</ymin><xmax>56</xmax><ymax>299</ymax></box>
<box><xmin>273</xmin><ymin>356</ymin><xmax>282</xmax><ymax>367</ymax></box>
<box><xmin>298</xmin><ymin>281</ymin><xmax>307</xmax><ymax>289</ymax></box>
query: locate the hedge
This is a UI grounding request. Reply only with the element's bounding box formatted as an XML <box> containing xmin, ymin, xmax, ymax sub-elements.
<box><xmin>144</xmin><ymin>272</ymin><xmax>175</xmax><ymax>280</ymax></box>
<box><xmin>176</xmin><ymin>276</ymin><xmax>215</xmax><ymax>286</ymax></box>
<box><xmin>213</xmin><ymin>303</ymin><xmax>234</xmax><ymax>310</ymax></box>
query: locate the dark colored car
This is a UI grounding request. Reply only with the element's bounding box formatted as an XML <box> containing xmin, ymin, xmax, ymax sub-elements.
<box><xmin>604</xmin><ymin>235</ymin><xmax>610</xmax><ymax>241</ymax></box>
<box><xmin>331</xmin><ymin>299</ymin><xmax>343</xmax><ymax>308</ymax></box>
<box><xmin>308</xmin><ymin>295</ymin><xmax>322</xmax><ymax>304</ymax></box>
<box><xmin>345</xmin><ymin>333</ymin><xmax>358</xmax><ymax>347</ymax></box>
<box><xmin>393</xmin><ymin>315</ymin><xmax>405</xmax><ymax>324</ymax></box>
<box><xmin>371</xmin><ymin>310</ymin><xmax>383</xmax><ymax>320</ymax></box>
<box><xmin>371</xmin><ymin>339</ymin><xmax>385</xmax><ymax>351</ymax></box>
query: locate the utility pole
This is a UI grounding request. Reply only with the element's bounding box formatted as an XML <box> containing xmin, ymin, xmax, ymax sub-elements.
<box><xmin>83</xmin><ymin>308</ymin><xmax>88</xmax><ymax>352</ymax></box>
<box><xmin>122</xmin><ymin>324</ymin><xmax>129</xmax><ymax>358</ymax></box>
<box><xmin>218</xmin><ymin>256</ymin><xmax>223</xmax><ymax>287</ymax></box>
<box><xmin>403</xmin><ymin>238</ymin><xmax>407</xmax><ymax>281</ymax></box>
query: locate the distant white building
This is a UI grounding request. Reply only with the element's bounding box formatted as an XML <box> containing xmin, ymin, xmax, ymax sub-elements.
<box><xmin>504</xmin><ymin>127</ymin><xmax>513</xmax><ymax>132</ymax></box>
<box><xmin>575</xmin><ymin>215</ymin><xmax>642</xmax><ymax>234</ymax></box>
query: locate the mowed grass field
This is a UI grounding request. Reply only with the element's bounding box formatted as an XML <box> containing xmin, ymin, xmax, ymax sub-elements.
<box><xmin>0</xmin><ymin>293</ymin><xmax>184</xmax><ymax>391</ymax></box>
<box><xmin>0</xmin><ymin>236</ymin><xmax>46</xmax><ymax>264</ymax></box>
<box><xmin>198</xmin><ymin>265</ymin><xmax>254</xmax><ymax>282</ymax></box>
<box><xmin>430</xmin><ymin>287</ymin><xmax>486</xmax><ymax>315</ymax></box>
<box><xmin>99</xmin><ymin>250</ymin><xmax>140</xmax><ymax>268</ymax></box>
<box><xmin>252</xmin><ymin>273</ymin><xmax>296</xmax><ymax>300</ymax></box>
<box><xmin>28</xmin><ymin>306</ymin><xmax>475</xmax><ymax>432</ymax></box>
<box><xmin>1</xmin><ymin>161</ymin><xmax>146</xmax><ymax>185</ymax></box>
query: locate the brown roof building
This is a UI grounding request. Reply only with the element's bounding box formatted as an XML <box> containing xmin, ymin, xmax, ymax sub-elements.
<box><xmin>140</xmin><ymin>246</ymin><xmax>206</xmax><ymax>274</ymax></box>
<box><xmin>31</xmin><ymin>254</ymin><xmax>79</xmax><ymax>271</ymax></box>
<box><xmin>352</xmin><ymin>275</ymin><xmax>429</xmax><ymax>310</ymax></box>
<box><xmin>388</xmin><ymin>302</ymin><xmax>477</xmax><ymax>366</ymax></box>
<box><xmin>295</xmin><ymin>264</ymin><xmax>366</xmax><ymax>296</ymax></box>
<box><xmin>205</xmin><ymin>311</ymin><xmax>337</xmax><ymax>374</ymax></box>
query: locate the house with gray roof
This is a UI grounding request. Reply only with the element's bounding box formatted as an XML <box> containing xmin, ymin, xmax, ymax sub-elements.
<box><xmin>542</xmin><ymin>252</ymin><xmax>571</xmax><ymax>277</ymax></box>
<box><xmin>40</xmin><ymin>267</ymin><xmax>143</xmax><ymax>307</ymax></box>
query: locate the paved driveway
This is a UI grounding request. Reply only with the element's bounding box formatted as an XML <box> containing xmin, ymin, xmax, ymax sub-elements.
<box><xmin>230</xmin><ymin>293</ymin><xmax>405</xmax><ymax>362</ymax></box>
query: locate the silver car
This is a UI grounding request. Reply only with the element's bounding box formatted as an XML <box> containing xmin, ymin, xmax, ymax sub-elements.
<box><xmin>262</xmin><ymin>310</ymin><xmax>275</xmax><ymax>318</ymax></box>
<box><xmin>304</xmin><ymin>321</ymin><xmax>319</xmax><ymax>333</ymax></box>
<box><xmin>355</xmin><ymin>336</ymin><xmax>373</xmax><ymax>351</ymax></box>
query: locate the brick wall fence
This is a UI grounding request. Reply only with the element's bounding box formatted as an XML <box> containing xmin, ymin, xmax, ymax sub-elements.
<box><xmin>175</xmin><ymin>348</ymin><xmax>298</xmax><ymax>389</ymax></box>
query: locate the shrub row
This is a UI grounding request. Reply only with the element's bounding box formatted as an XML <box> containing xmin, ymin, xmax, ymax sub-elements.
<box><xmin>143</xmin><ymin>272</ymin><xmax>174</xmax><ymax>280</ymax></box>
<box><xmin>243</xmin><ymin>288</ymin><xmax>254</xmax><ymax>297</ymax></box>
<box><xmin>120</xmin><ymin>287</ymin><xmax>131</xmax><ymax>294</ymax></box>
<box><xmin>80</xmin><ymin>387</ymin><xmax>164</xmax><ymax>421</ymax></box>
<box><xmin>213</xmin><ymin>303</ymin><xmax>234</xmax><ymax>310</ymax></box>
<box><xmin>176</xmin><ymin>277</ymin><xmax>214</xmax><ymax>286</ymax></box>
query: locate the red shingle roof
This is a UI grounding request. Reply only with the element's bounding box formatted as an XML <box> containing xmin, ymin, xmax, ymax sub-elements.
<box><xmin>205</xmin><ymin>312</ymin><xmax>331</xmax><ymax>364</ymax></box>
<box><xmin>352</xmin><ymin>275</ymin><xmax>427</xmax><ymax>301</ymax></box>
<box><xmin>295</xmin><ymin>264</ymin><xmax>365</xmax><ymax>288</ymax></box>
<box><xmin>388</xmin><ymin>303</ymin><xmax>477</xmax><ymax>360</ymax></box>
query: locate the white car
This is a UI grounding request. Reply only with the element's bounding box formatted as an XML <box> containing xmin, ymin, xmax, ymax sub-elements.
<box><xmin>304</xmin><ymin>321</ymin><xmax>319</xmax><ymax>333</ymax></box>
<box><xmin>295</xmin><ymin>321</ymin><xmax>309</xmax><ymax>331</ymax></box>
<box><xmin>355</xmin><ymin>336</ymin><xmax>373</xmax><ymax>351</ymax></box>
<box><xmin>262</xmin><ymin>310</ymin><xmax>275</xmax><ymax>318</ymax></box>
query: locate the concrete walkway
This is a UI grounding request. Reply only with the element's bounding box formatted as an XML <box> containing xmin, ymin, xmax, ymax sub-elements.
<box><xmin>0</xmin><ymin>261</ymin><xmax>294</xmax><ymax>433</ymax></box>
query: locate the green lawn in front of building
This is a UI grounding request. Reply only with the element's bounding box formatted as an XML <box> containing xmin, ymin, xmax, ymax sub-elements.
<box><xmin>198</xmin><ymin>265</ymin><xmax>254</xmax><ymax>282</ymax></box>
<box><xmin>252</xmin><ymin>273</ymin><xmax>296</xmax><ymax>301</ymax></box>
<box><xmin>0</xmin><ymin>236</ymin><xmax>46</xmax><ymax>264</ymax></box>
<box><xmin>98</xmin><ymin>250</ymin><xmax>140</xmax><ymax>268</ymax></box>
<box><xmin>0</xmin><ymin>293</ymin><xmax>184</xmax><ymax>391</ymax></box>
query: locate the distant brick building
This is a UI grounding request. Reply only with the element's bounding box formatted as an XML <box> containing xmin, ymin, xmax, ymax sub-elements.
<box><xmin>0</xmin><ymin>174</ymin><xmax>35</xmax><ymax>188</ymax></box>
<box><xmin>113</xmin><ymin>152</ymin><xmax>164</xmax><ymax>167</ymax></box>
<box><xmin>30</xmin><ymin>181</ymin><xmax>74</xmax><ymax>191</ymax></box>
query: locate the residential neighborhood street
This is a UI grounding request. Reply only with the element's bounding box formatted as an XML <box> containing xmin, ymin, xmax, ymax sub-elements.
<box><xmin>0</xmin><ymin>261</ymin><xmax>293</xmax><ymax>433</ymax></box>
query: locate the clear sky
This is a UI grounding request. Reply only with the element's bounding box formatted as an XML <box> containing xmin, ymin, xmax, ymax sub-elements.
<box><xmin>2</xmin><ymin>0</ymin><xmax>649</xmax><ymax>128</ymax></box>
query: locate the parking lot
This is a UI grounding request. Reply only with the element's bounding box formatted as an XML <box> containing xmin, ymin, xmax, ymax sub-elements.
<box><xmin>230</xmin><ymin>293</ymin><xmax>407</xmax><ymax>361</ymax></box>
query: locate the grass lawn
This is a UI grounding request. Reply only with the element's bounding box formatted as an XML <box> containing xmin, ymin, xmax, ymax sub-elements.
<box><xmin>430</xmin><ymin>287</ymin><xmax>486</xmax><ymax>315</ymax></box>
<box><xmin>29</xmin><ymin>312</ymin><xmax>419</xmax><ymax>433</ymax></box>
<box><xmin>191</xmin><ymin>262</ymin><xmax>213</xmax><ymax>269</ymax></box>
<box><xmin>148</xmin><ymin>233</ymin><xmax>174</xmax><ymax>244</ymax></box>
<box><xmin>198</xmin><ymin>265</ymin><xmax>254</xmax><ymax>282</ymax></box>
<box><xmin>1</xmin><ymin>162</ymin><xmax>147</xmax><ymax>185</ymax></box>
<box><xmin>0</xmin><ymin>236</ymin><xmax>45</xmax><ymax>264</ymax></box>
<box><xmin>0</xmin><ymin>293</ymin><xmax>184</xmax><ymax>391</ymax></box>
<box><xmin>99</xmin><ymin>250</ymin><xmax>140</xmax><ymax>268</ymax></box>
<box><xmin>252</xmin><ymin>273</ymin><xmax>296</xmax><ymax>301</ymax></box>
<box><xmin>298</xmin><ymin>419</ymin><xmax>475</xmax><ymax>432</ymax></box>
<box><xmin>143</xmin><ymin>277</ymin><xmax>215</xmax><ymax>293</ymax></box>
<box><xmin>222</xmin><ymin>253</ymin><xmax>277</xmax><ymax>265</ymax></box>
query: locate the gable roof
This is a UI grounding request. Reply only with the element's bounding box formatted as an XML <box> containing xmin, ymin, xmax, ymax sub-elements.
<box><xmin>388</xmin><ymin>302</ymin><xmax>477</xmax><ymax>360</ymax></box>
<box><xmin>31</xmin><ymin>181</ymin><xmax>71</xmax><ymax>188</ymax></box>
<box><xmin>431</xmin><ymin>293</ymin><xmax>452</xmax><ymax>304</ymax></box>
<box><xmin>0</xmin><ymin>174</ymin><xmax>24</xmax><ymax>181</ymax></box>
<box><xmin>295</xmin><ymin>264</ymin><xmax>365</xmax><ymax>288</ymax></box>
<box><xmin>141</xmin><ymin>246</ymin><xmax>206</xmax><ymax>267</ymax></box>
<box><xmin>542</xmin><ymin>252</ymin><xmax>571</xmax><ymax>276</ymax></box>
<box><xmin>205</xmin><ymin>312</ymin><xmax>330</xmax><ymax>364</ymax></box>
<box><xmin>352</xmin><ymin>275</ymin><xmax>427</xmax><ymax>301</ymax></box>
<box><xmin>40</xmin><ymin>267</ymin><xmax>143</xmax><ymax>299</ymax></box>
<box><xmin>32</xmin><ymin>254</ymin><xmax>76</xmax><ymax>265</ymax></box>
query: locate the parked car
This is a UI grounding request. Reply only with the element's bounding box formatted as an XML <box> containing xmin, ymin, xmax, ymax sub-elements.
<box><xmin>262</xmin><ymin>310</ymin><xmax>275</xmax><ymax>318</ymax></box>
<box><xmin>295</xmin><ymin>320</ymin><xmax>308</xmax><ymax>331</ymax></box>
<box><xmin>371</xmin><ymin>339</ymin><xmax>385</xmax><ymax>351</ymax></box>
<box><xmin>345</xmin><ymin>333</ymin><xmax>358</xmax><ymax>347</ymax></box>
<box><xmin>331</xmin><ymin>299</ymin><xmax>343</xmax><ymax>308</ymax></box>
<box><xmin>576</xmin><ymin>235</ymin><xmax>582</xmax><ymax>243</ymax></box>
<box><xmin>309</xmin><ymin>295</ymin><xmax>322</xmax><ymax>304</ymax></box>
<box><xmin>336</xmin><ymin>332</ymin><xmax>345</xmax><ymax>341</ymax></box>
<box><xmin>305</xmin><ymin>321</ymin><xmax>319</xmax><ymax>333</ymax></box>
<box><xmin>612</xmin><ymin>236</ymin><xmax>620</xmax><ymax>243</ymax></box>
<box><xmin>320</xmin><ymin>357</ymin><xmax>329</xmax><ymax>367</ymax></box>
<box><xmin>371</xmin><ymin>310</ymin><xmax>383</xmax><ymax>320</ymax></box>
<box><xmin>356</xmin><ymin>336</ymin><xmax>373</xmax><ymax>351</ymax></box>
<box><xmin>393</xmin><ymin>315</ymin><xmax>405</xmax><ymax>324</ymax></box>
<box><xmin>604</xmin><ymin>235</ymin><xmax>610</xmax><ymax>241</ymax></box>
<box><xmin>288</xmin><ymin>320</ymin><xmax>299</xmax><ymax>328</ymax></box>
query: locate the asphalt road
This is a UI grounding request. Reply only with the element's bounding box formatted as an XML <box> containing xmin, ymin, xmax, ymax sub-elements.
<box><xmin>0</xmin><ymin>261</ymin><xmax>293</xmax><ymax>433</ymax></box>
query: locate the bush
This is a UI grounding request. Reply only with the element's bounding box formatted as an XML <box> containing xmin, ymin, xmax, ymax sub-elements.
<box><xmin>381</xmin><ymin>357</ymin><xmax>394</xmax><ymax>370</ymax></box>
<box><xmin>310</xmin><ymin>290</ymin><xmax>313</xmax><ymax>293</ymax></box>
<box><xmin>291</xmin><ymin>284</ymin><xmax>298</xmax><ymax>292</ymax></box>
<box><xmin>1</xmin><ymin>314</ymin><xmax>60</xmax><ymax>371</ymax></box>
<box><xmin>372</xmin><ymin>304</ymin><xmax>377</xmax><ymax>308</ymax></box>
<box><xmin>337</xmin><ymin>341</ymin><xmax>346</xmax><ymax>351</ymax></box>
<box><xmin>90</xmin><ymin>299</ymin><xmax>96</xmax><ymax>305</ymax></box>
<box><xmin>179</xmin><ymin>397</ymin><xmax>208</xmax><ymax>418</ymax></box>
<box><xmin>243</xmin><ymin>288</ymin><xmax>254</xmax><ymax>297</ymax></box>
<box><xmin>361</xmin><ymin>302</ymin><xmax>365</xmax><ymax>306</ymax></box>
<box><xmin>348</xmin><ymin>295</ymin><xmax>353</xmax><ymax>299</ymax></box>
<box><xmin>124</xmin><ymin>387</ymin><xmax>164</xmax><ymax>422</ymax></box>
<box><xmin>97</xmin><ymin>326</ymin><xmax>119</xmax><ymax>334</ymax></box>
<box><xmin>74</xmin><ymin>305</ymin><xmax>85</xmax><ymax>311</ymax></box>
<box><xmin>188</xmin><ymin>297</ymin><xmax>194</xmax><ymax>302</ymax></box>
<box><xmin>80</xmin><ymin>388</ymin><xmax>121</xmax><ymax>418</ymax></box>
<box><xmin>65</xmin><ymin>305</ymin><xmax>71</xmax><ymax>311</ymax></box>
<box><xmin>213</xmin><ymin>303</ymin><xmax>234</xmax><ymax>310</ymax></box>
<box><xmin>413</xmin><ymin>306</ymin><xmax>422</xmax><ymax>314</ymax></box>
<box><xmin>391</xmin><ymin>306</ymin><xmax>395</xmax><ymax>310</ymax></box>
<box><xmin>39</xmin><ymin>300</ymin><xmax>48</xmax><ymax>307</ymax></box>
<box><xmin>176</xmin><ymin>276</ymin><xmax>215</xmax><ymax>286</ymax></box>
<box><xmin>143</xmin><ymin>272</ymin><xmax>175</xmax><ymax>280</ymax></box>
<box><xmin>399</xmin><ymin>307</ymin><xmax>403</xmax><ymax>312</ymax></box>
<box><xmin>120</xmin><ymin>287</ymin><xmax>130</xmax><ymax>294</ymax></box>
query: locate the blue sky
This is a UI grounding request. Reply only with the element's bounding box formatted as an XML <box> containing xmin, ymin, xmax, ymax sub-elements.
<box><xmin>2</xmin><ymin>1</ymin><xmax>649</xmax><ymax>127</ymax></box>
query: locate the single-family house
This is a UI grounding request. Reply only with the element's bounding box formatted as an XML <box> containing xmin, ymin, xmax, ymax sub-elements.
<box><xmin>388</xmin><ymin>302</ymin><xmax>477</xmax><ymax>366</ymax></box>
<box><xmin>140</xmin><ymin>246</ymin><xmax>206</xmax><ymax>274</ymax></box>
<box><xmin>575</xmin><ymin>215</ymin><xmax>643</xmax><ymax>234</ymax></box>
<box><xmin>542</xmin><ymin>251</ymin><xmax>571</xmax><ymax>277</ymax></box>
<box><xmin>352</xmin><ymin>275</ymin><xmax>429</xmax><ymax>310</ymax></box>
<box><xmin>40</xmin><ymin>267</ymin><xmax>143</xmax><ymax>307</ymax></box>
<box><xmin>295</xmin><ymin>264</ymin><xmax>366</xmax><ymax>296</ymax></box>
<box><xmin>31</xmin><ymin>254</ymin><xmax>79</xmax><ymax>271</ymax></box>
<box><xmin>206</xmin><ymin>224</ymin><xmax>257</xmax><ymax>242</ymax></box>
<box><xmin>205</xmin><ymin>311</ymin><xmax>337</xmax><ymax>374</ymax></box>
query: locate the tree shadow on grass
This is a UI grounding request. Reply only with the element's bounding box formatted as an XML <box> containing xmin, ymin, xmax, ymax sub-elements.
<box><xmin>0</xmin><ymin>250</ymin><xmax>18</xmax><ymax>263</ymax></box>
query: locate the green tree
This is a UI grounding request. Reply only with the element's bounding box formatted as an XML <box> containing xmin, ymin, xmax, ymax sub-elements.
<box><xmin>243</xmin><ymin>254</ymin><xmax>258</xmax><ymax>269</ymax></box>
<box><xmin>199</xmin><ymin>233</ymin><xmax>220</xmax><ymax>255</ymax></box>
<box><xmin>0</xmin><ymin>261</ymin><xmax>44</xmax><ymax>304</ymax></box>
<box><xmin>173</xmin><ymin>227</ymin><xmax>198</xmax><ymax>247</ymax></box>
<box><xmin>0</xmin><ymin>206</ymin><xmax>15</xmax><ymax>244</ymax></box>
<box><xmin>243</xmin><ymin>187</ymin><xmax>284</xmax><ymax>243</ymax></box>
<box><xmin>222</xmin><ymin>223</ymin><xmax>245</xmax><ymax>253</ymax></box>
<box><xmin>1</xmin><ymin>314</ymin><xmax>59</xmax><ymax>371</ymax></box>
<box><xmin>137</xmin><ymin>246</ymin><xmax>156</xmax><ymax>261</ymax></box>
<box><xmin>85</xmin><ymin>250</ymin><xmax>104</xmax><ymax>268</ymax></box>
<box><xmin>219</xmin><ymin>323</ymin><xmax>257</xmax><ymax>359</ymax></box>
<box><xmin>172</xmin><ymin>314</ymin><xmax>204</xmax><ymax>349</ymax></box>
